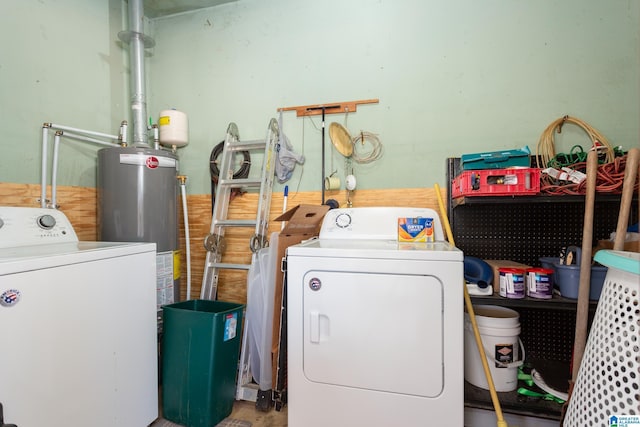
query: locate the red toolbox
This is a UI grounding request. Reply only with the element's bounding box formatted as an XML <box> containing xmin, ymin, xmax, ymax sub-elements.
<box><xmin>452</xmin><ymin>168</ymin><xmax>541</xmax><ymax>198</ymax></box>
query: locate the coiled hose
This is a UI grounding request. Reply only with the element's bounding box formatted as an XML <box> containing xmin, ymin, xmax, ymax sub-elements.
<box><xmin>535</xmin><ymin>115</ymin><xmax>615</xmax><ymax>168</ymax></box>
<box><xmin>209</xmin><ymin>140</ymin><xmax>251</xmax><ymax>211</ymax></box>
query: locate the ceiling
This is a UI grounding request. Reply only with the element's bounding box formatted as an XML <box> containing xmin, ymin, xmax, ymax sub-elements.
<box><xmin>143</xmin><ymin>0</ymin><xmax>237</xmax><ymax>18</ymax></box>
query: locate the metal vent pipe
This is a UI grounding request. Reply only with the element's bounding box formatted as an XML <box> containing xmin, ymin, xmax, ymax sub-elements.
<box><xmin>119</xmin><ymin>0</ymin><xmax>154</xmax><ymax>147</ymax></box>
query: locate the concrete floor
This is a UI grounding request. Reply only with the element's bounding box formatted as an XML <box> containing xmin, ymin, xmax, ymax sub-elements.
<box><xmin>152</xmin><ymin>400</ymin><xmax>287</xmax><ymax>427</ymax></box>
<box><xmin>228</xmin><ymin>401</ymin><xmax>287</xmax><ymax>427</ymax></box>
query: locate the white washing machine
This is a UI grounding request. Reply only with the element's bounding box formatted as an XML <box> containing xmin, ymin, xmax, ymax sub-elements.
<box><xmin>287</xmin><ymin>207</ymin><xmax>464</xmax><ymax>426</ymax></box>
<box><xmin>0</xmin><ymin>207</ymin><xmax>158</xmax><ymax>427</ymax></box>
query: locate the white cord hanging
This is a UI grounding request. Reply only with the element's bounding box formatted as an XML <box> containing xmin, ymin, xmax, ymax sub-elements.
<box><xmin>351</xmin><ymin>131</ymin><xmax>383</xmax><ymax>164</ymax></box>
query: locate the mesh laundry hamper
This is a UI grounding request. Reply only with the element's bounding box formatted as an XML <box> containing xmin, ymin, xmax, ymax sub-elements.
<box><xmin>564</xmin><ymin>250</ymin><xmax>640</xmax><ymax>427</ymax></box>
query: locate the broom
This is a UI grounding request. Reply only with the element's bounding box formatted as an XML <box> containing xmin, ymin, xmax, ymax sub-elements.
<box><xmin>434</xmin><ymin>183</ymin><xmax>509</xmax><ymax>427</ymax></box>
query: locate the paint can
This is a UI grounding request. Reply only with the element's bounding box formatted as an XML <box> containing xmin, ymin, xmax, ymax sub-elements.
<box><xmin>526</xmin><ymin>267</ymin><xmax>554</xmax><ymax>299</ymax></box>
<box><xmin>499</xmin><ymin>267</ymin><xmax>526</xmax><ymax>299</ymax></box>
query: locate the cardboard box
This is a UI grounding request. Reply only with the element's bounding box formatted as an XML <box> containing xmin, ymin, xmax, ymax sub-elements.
<box><xmin>271</xmin><ymin>204</ymin><xmax>330</xmax><ymax>387</ymax></box>
<box><xmin>595</xmin><ymin>240</ymin><xmax>640</xmax><ymax>253</ymax></box>
<box><xmin>484</xmin><ymin>259</ymin><xmax>532</xmax><ymax>293</ymax></box>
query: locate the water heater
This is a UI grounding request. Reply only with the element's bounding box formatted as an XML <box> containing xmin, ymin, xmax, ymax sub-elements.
<box><xmin>98</xmin><ymin>146</ymin><xmax>180</xmax><ymax>315</ymax></box>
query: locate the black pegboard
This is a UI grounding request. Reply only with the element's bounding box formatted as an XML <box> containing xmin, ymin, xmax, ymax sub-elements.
<box><xmin>451</xmin><ymin>202</ymin><xmax>625</xmax><ymax>266</ymax></box>
<box><xmin>446</xmin><ymin>157</ymin><xmax>637</xmax><ymax>267</ymax></box>
<box><xmin>518</xmin><ymin>307</ymin><xmax>579</xmax><ymax>362</ymax></box>
<box><xmin>446</xmin><ymin>157</ymin><xmax>636</xmax><ymax>366</ymax></box>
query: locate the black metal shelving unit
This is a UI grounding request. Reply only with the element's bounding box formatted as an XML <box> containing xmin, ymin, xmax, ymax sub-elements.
<box><xmin>446</xmin><ymin>157</ymin><xmax>637</xmax><ymax>421</ymax></box>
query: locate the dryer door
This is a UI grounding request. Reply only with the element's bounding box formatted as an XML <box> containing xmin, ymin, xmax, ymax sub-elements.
<box><xmin>302</xmin><ymin>270</ymin><xmax>444</xmax><ymax>397</ymax></box>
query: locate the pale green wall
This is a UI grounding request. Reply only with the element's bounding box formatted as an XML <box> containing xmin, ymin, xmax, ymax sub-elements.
<box><xmin>2</xmin><ymin>0</ymin><xmax>639</xmax><ymax>197</ymax></box>
<box><xmin>0</xmin><ymin>0</ymin><xmax>130</xmax><ymax>190</ymax></box>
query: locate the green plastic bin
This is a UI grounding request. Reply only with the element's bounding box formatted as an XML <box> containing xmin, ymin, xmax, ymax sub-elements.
<box><xmin>162</xmin><ymin>300</ymin><xmax>244</xmax><ymax>427</ymax></box>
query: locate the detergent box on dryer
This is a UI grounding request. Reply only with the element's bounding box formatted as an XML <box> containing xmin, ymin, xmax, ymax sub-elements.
<box><xmin>398</xmin><ymin>217</ymin><xmax>435</xmax><ymax>242</ymax></box>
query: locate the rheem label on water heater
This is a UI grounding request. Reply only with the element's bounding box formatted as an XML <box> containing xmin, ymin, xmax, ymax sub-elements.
<box><xmin>119</xmin><ymin>153</ymin><xmax>177</xmax><ymax>168</ymax></box>
<box><xmin>146</xmin><ymin>156</ymin><xmax>159</xmax><ymax>169</ymax></box>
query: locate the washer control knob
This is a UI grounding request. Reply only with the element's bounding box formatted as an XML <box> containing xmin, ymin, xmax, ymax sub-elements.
<box><xmin>37</xmin><ymin>214</ymin><xmax>56</xmax><ymax>230</ymax></box>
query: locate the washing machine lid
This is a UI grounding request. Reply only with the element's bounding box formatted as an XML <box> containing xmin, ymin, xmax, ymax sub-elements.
<box><xmin>288</xmin><ymin>238</ymin><xmax>463</xmax><ymax>261</ymax></box>
<box><xmin>0</xmin><ymin>241</ymin><xmax>157</xmax><ymax>275</ymax></box>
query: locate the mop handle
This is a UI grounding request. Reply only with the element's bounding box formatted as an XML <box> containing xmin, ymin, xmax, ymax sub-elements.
<box><xmin>614</xmin><ymin>148</ymin><xmax>639</xmax><ymax>250</ymax></box>
<box><xmin>434</xmin><ymin>183</ymin><xmax>508</xmax><ymax>427</ymax></box>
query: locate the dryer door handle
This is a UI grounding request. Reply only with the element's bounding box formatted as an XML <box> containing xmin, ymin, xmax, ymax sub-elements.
<box><xmin>309</xmin><ymin>311</ymin><xmax>331</xmax><ymax>343</ymax></box>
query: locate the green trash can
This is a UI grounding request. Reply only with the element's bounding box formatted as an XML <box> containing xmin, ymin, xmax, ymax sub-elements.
<box><xmin>162</xmin><ymin>300</ymin><xmax>244</xmax><ymax>427</ymax></box>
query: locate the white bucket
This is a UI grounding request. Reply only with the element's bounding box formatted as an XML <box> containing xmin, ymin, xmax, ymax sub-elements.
<box><xmin>464</xmin><ymin>305</ymin><xmax>523</xmax><ymax>392</ymax></box>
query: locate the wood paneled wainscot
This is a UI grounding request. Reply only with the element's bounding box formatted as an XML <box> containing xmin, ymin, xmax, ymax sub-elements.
<box><xmin>0</xmin><ymin>182</ymin><xmax>446</xmax><ymax>304</ymax></box>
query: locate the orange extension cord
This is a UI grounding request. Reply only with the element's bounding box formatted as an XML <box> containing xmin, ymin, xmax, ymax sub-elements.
<box><xmin>541</xmin><ymin>153</ymin><xmax>640</xmax><ymax>195</ymax></box>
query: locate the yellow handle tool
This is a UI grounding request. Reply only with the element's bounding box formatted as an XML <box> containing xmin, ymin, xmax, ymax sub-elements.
<box><xmin>434</xmin><ymin>183</ymin><xmax>508</xmax><ymax>427</ymax></box>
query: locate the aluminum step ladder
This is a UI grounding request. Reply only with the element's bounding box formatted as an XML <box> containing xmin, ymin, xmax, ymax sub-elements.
<box><xmin>200</xmin><ymin>119</ymin><xmax>279</xmax><ymax>301</ymax></box>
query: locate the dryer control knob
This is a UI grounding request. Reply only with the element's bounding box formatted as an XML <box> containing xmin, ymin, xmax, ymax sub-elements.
<box><xmin>37</xmin><ymin>214</ymin><xmax>57</xmax><ymax>230</ymax></box>
<box><xmin>335</xmin><ymin>212</ymin><xmax>351</xmax><ymax>228</ymax></box>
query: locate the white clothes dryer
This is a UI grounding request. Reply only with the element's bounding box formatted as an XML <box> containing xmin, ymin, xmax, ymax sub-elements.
<box><xmin>287</xmin><ymin>207</ymin><xmax>464</xmax><ymax>427</ymax></box>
